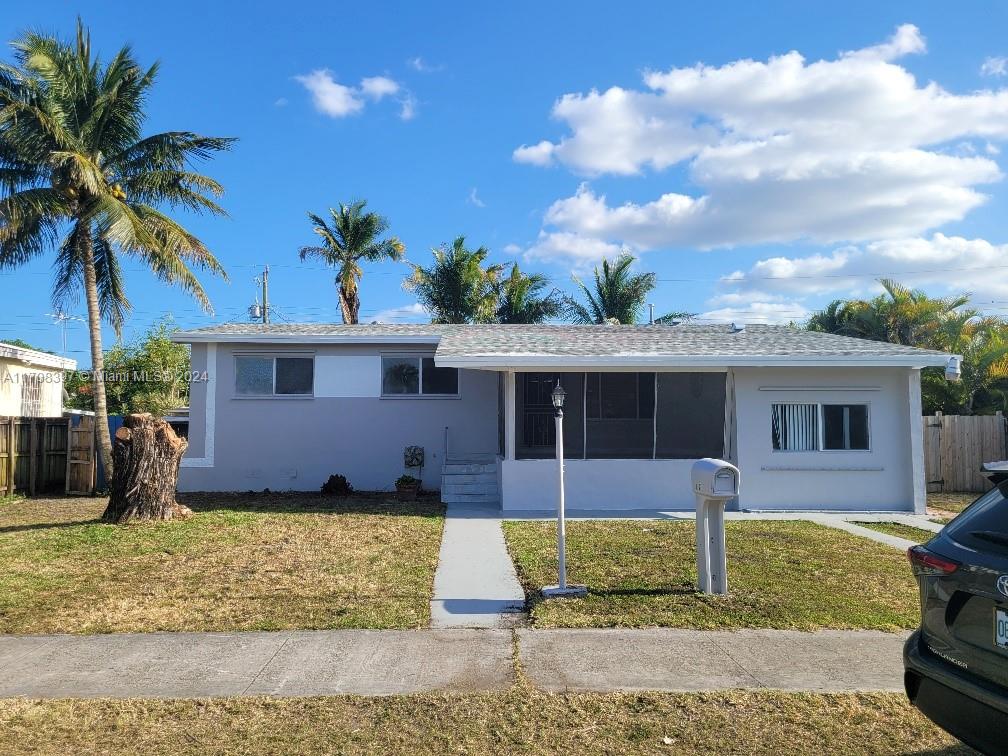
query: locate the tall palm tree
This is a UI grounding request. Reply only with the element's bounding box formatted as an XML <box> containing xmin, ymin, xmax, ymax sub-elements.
<box><xmin>564</xmin><ymin>253</ymin><xmax>656</xmax><ymax>325</ymax></box>
<box><xmin>298</xmin><ymin>201</ymin><xmax>404</xmax><ymax>324</ymax></box>
<box><xmin>0</xmin><ymin>21</ymin><xmax>233</xmax><ymax>477</ymax></box>
<box><xmin>495</xmin><ymin>263</ymin><xmax>562</xmax><ymax>324</ymax></box>
<box><xmin>404</xmin><ymin>236</ymin><xmax>502</xmax><ymax>323</ymax></box>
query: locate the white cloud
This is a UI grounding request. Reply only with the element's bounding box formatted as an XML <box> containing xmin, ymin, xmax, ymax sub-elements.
<box><xmin>274</xmin><ymin>97</ymin><xmax>288</xmax><ymax>107</ymax></box>
<box><xmin>467</xmin><ymin>188</ymin><xmax>486</xmax><ymax>208</ymax></box>
<box><xmin>399</xmin><ymin>93</ymin><xmax>418</xmax><ymax>121</ymax></box>
<box><xmin>295</xmin><ymin>70</ymin><xmax>364</xmax><ymax>117</ymax></box>
<box><xmin>516</xmin><ymin>25</ymin><xmax>1008</xmax><ymax>262</ymax></box>
<box><xmin>982</xmin><ymin>56</ymin><xmax>1008</xmax><ymax>76</ymax></box>
<box><xmin>524</xmin><ymin>230</ymin><xmax>623</xmax><ymax>265</ymax></box>
<box><xmin>718</xmin><ymin>233</ymin><xmax>1008</xmax><ymax>309</ymax></box>
<box><xmin>407</xmin><ymin>57</ymin><xmax>443</xmax><ymax>73</ymax></box>
<box><xmin>295</xmin><ymin>71</ymin><xmax>407</xmax><ymax>119</ymax></box>
<box><xmin>360</xmin><ymin>76</ymin><xmax>400</xmax><ymax>100</ymax></box>
<box><xmin>699</xmin><ymin>300</ymin><xmax>810</xmax><ymax>325</ymax></box>
<box><xmin>371</xmin><ymin>303</ymin><xmax>429</xmax><ymax>323</ymax></box>
<box><xmin>841</xmin><ymin>23</ymin><xmax>926</xmax><ymax>61</ymax></box>
<box><xmin>503</xmin><ymin>243</ymin><xmax>522</xmax><ymax>255</ymax></box>
<box><xmin>513</xmin><ymin>140</ymin><xmax>556</xmax><ymax>166</ymax></box>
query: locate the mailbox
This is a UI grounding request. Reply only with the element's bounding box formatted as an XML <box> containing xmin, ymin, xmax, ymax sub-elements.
<box><xmin>691</xmin><ymin>459</ymin><xmax>740</xmax><ymax>499</ymax></box>
<box><xmin>691</xmin><ymin>458</ymin><xmax>740</xmax><ymax>596</ymax></box>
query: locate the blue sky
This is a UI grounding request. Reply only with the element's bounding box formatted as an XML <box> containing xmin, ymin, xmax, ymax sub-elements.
<box><xmin>3</xmin><ymin>1</ymin><xmax>1008</xmax><ymax>364</ymax></box>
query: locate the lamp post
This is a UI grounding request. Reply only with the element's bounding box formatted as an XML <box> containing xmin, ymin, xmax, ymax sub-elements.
<box><xmin>542</xmin><ymin>381</ymin><xmax>587</xmax><ymax>599</ymax></box>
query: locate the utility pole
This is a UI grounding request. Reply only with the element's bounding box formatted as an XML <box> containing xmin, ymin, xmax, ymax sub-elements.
<box><xmin>261</xmin><ymin>265</ymin><xmax>270</xmax><ymax>324</ymax></box>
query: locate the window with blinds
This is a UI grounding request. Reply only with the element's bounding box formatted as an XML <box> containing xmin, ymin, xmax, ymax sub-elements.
<box><xmin>771</xmin><ymin>403</ymin><xmax>819</xmax><ymax>451</ymax></box>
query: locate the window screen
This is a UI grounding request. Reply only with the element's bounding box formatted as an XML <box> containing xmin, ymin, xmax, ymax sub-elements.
<box><xmin>515</xmin><ymin>373</ymin><xmax>583</xmax><ymax>459</ymax></box>
<box><xmin>822</xmin><ymin>404</ymin><xmax>869</xmax><ymax>450</ymax></box>
<box><xmin>421</xmin><ymin>357</ymin><xmax>459</xmax><ymax>395</ymax></box>
<box><xmin>585</xmin><ymin>372</ymin><xmax>655</xmax><ymax>459</ymax></box>
<box><xmin>655</xmin><ymin>373</ymin><xmax>726</xmax><ymax>459</ymax></box>
<box><xmin>235</xmin><ymin>356</ymin><xmax>273</xmax><ymax>395</ymax></box>
<box><xmin>276</xmin><ymin>357</ymin><xmax>314</xmax><ymax>395</ymax></box>
<box><xmin>772</xmin><ymin>403</ymin><xmax>819</xmax><ymax>451</ymax></box>
<box><xmin>382</xmin><ymin>357</ymin><xmax>420</xmax><ymax>394</ymax></box>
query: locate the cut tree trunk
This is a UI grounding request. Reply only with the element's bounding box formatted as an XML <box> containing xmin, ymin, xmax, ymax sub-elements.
<box><xmin>101</xmin><ymin>413</ymin><xmax>192</xmax><ymax>524</ymax></box>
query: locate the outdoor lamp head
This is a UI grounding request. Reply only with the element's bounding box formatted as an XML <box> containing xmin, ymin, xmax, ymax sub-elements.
<box><xmin>945</xmin><ymin>356</ymin><xmax>962</xmax><ymax>382</ymax></box>
<box><xmin>551</xmin><ymin>383</ymin><xmax>566</xmax><ymax>409</ymax></box>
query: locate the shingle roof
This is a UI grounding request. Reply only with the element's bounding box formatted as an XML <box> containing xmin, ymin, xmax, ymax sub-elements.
<box><xmin>172</xmin><ymin>323</ymin><xmax>952</xmax><ymax>368</ymax></box>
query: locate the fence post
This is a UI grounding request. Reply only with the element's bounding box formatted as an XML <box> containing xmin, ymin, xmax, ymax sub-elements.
<box><xmin>65</xmin><ymin>417</ymin><xmax>72</xmax><ymax>495</ymax></box>
<box><xmin>6</xmin><ymin>418</ymin><xmax>13</xmax><ymax>497</ymax></box>
<box><xmin>28</xmin><ymin>420</ymin><xmax>38</xmax><ymax>496</ymax></box>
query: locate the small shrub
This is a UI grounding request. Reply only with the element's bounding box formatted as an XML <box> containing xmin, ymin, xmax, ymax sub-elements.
<box><xmin>320</xmin><ymin>474</ymin><xmax>353</xmax><ymax>496</ymax></box>
<box><xmin>395</xmin><ymin>474</ymin><xmax>420</xmax><ymax>488</ymax></box>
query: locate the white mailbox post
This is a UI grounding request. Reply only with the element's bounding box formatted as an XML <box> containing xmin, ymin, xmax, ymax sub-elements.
<box><xmin>691</xmin><ymin>458</ymin><xmax>740</xmax><ymax>595</ymax></box>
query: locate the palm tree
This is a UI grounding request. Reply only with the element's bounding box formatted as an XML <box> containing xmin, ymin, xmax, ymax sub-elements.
<box><xmin>298</xmin><ymin>201</ymin><xmax>404</xmax><ymax>324</ymax></box>
<box><xmin>564</xmin><ymin>253</ymin><xmax>657</xmax><ymax>325</ymax></box>
<box><xmin>0</xmin><ymin>21</ymin><xmax>233</xmax><ymax>477</ymax></box>
<box><xmin>495</xmin><ymin>263</ymin><xmax>562</xmax><ymax>324</ymax></box>
<box><xmin>926</xmin><ymin>314</ymin><xmax>1008</xmax><ymax>414</ymax></box>
<box><xmin>404</xmin><ymin>236</ymin><xmax>502</xmax><ymax>323</ymax></box>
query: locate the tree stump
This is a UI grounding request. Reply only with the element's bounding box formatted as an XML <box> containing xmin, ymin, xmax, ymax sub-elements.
<box><xmin>101</xmin><ymin>413</ymin><xmax>192</xmax><ymax>524</ymax></box>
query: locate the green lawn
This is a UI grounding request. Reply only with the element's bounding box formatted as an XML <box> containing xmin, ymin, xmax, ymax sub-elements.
<box><xmin>503</xmin><ymin>520</ymin><xmax>917</xmax><ymax>630</ymax></box>
<box><xmin>0</xmin><ymin>493</ymin><xmax>443</xmax><ymax>633</ymax></box>
<box><xmin>852</xmin><ymin>521</ymin><xmax>937</xmax><ymax>543</ymax></box>
<box><xmin>0</xmin><ymin>690</ymin><xmax>969</xmax><ymax>755</ymax></box>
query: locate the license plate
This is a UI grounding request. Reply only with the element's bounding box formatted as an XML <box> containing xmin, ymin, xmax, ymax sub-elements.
<box><xmin>997</xmin><ymin>608</ymin><xmax>1008</xmax><ymax>650</ymax></box>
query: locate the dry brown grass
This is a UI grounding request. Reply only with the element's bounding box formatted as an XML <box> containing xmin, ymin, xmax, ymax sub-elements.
<box><xmin>0</xmin><ymin>690</ymin><xmax>972</xmax><ymax>755</ymax></box>
<box><xmin>0</xmin><ymin>493</ymin><xmax>443</xmax><ymax>633</ymax></box>
<box><xmin>927</xmin><ymin>492</ymin><xmax>978</xmax><ymax>517</ymax></box>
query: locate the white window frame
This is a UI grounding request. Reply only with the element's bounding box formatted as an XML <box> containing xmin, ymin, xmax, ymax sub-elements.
<box><xmin>233</xmin><ymin>353</ymin><xmax>315</xmax><ymax>398</ymax></box>
<box><xmin>771</xmin><ymin>401</ymin><xmax>871</xmax><ymax>453</ymax></box>
<box><xmin>380</xmin><ymin>353</ymin><xmax>460</xmax><ymax>399</ymax></box>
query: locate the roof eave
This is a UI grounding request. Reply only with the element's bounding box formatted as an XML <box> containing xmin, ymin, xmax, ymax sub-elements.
<box><xmin>433</xmin><ymin>354</ymin><xmax>953</xmax><ymax>370</ymax></box>
<box><xmin>172</xmin><ymin>332</ymin><xmax>442</xmax><ymax>345</ymax></box>
<box><xmin>0</xmin><ymin>344</ymin><xmax>76</xmax><ymax>370</ymax></box>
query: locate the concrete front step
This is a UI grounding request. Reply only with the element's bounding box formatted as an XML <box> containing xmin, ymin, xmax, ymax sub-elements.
<box><xmin>442</xmin><ymin>482</ymin><xmax>499</xmax><ymax>496</ymax></box>
<box><xmin>443</xmin><ymin>463</ymin><xmax>498</xmax><ymax>475</ymax></box>
<box><xmin>442</xmin><ymin>473</ymin><xmax>497</xmax><ymax>485</ymax></box>
<box><xmin>441</xmin><ymin>492</ymin><xmax>500</xmax><ymax>504</ymax></box>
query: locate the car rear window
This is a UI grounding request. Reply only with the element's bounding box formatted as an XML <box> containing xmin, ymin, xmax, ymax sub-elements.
<box><xmin>945</xmin><ymin>483</ymin><xmax>1008</xmax><ymax>554</ymax></box>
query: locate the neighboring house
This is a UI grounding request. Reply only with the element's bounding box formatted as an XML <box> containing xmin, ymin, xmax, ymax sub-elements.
<box><xmin>171</xmin><ymin>323</ymin><xmax>954</xmax><ymax>513</ymax></box>
<box><xmin>0</xmin><ymin>342</ymin><xmax>76</xmax><ymax>417</ymax></box>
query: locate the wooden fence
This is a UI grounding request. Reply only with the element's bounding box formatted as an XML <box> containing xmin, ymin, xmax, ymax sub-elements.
<box><xmin>923</xmin><ymin>411</ymin><xmax>1007</xmax><ymax>493</ymax></box>
<box><xmin>0</xmin><ymin>415</ymin><xmax>95</xmax><ymax>496</ymax></box>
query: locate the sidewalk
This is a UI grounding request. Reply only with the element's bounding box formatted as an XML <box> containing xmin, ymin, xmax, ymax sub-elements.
<box><xmin>0</xmin><ymin>628</ymin><xmax>911</xmax><ymax>699</ymax></box>
<box><xmin>430</xmin><ymin>503</ymin><xmax>526</xmax><ymax>628</ymax></box>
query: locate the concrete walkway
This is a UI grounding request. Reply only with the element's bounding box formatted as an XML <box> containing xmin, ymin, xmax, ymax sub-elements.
<box><xmin>0</xmin><ymin>628</ymin><xmax>911</xmax><ymax>699</ymax></box>
<box><xmin>429</xmin><ymin>503</ymin><xmax>526</xmax><ymax>628</ymax></box>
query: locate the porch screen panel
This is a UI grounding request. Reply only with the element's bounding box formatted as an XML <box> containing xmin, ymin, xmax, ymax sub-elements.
<box><xmin>654</xmin><ymin>373</ymin><xmax>726</xmax><ymax>459</ymax></box>
<box><xmin>515</xmin><ymin>372</ymin><xmax>583</xmax><ymax>459</ymax></box>
<box><xmin>771</xmin><ymin>403</ymin><xmax>818</xmax><ymax>451</ymax></box>
<box><xmin>585</xmin><ymin>372</ymin><xmax>655</xmax><ymax>459</ymax></box>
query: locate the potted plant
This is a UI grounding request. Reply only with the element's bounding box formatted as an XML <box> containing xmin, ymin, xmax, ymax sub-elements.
<box><xmin>395</xmin><ymin>474</ymin><xmax>421</xmax><ymax>501</ymax></box>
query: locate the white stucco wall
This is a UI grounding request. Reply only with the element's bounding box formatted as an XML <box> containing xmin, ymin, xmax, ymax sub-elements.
<box><xmin>500</xmin><ymin>365</ymin><xmax>921</xmax><ymax>512</ymax></box>
<box><xmin>501</xmin><ymin>458</ymin><xmax>697</xmax><ymax>510</ymax></box>
<box><xmin>0</xmin><ymin>360</ymin><xmax>65</xmax><ymax>417</ymax></box>
<box><xmin>732</xmin><ymin>366</ymin><xmax>917</xmax><ymax>512</ymax></box>
<box><xmin>179</xmin><ymin>342</ymin><xmax>499</xmax><ymax>492</ymax></box>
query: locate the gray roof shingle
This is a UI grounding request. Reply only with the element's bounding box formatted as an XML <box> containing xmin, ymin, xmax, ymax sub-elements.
<box><xmin>173</xmin><ymin>322</ymin><xmax>951</xmax><ymax>367</ymax></box>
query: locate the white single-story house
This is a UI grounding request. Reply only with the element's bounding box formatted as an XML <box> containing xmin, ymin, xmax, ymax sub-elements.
<box><xmin>0</xmin><ymin>342</ymin><xmax>76</xmax><ymax>417</ymax></box>
<box><xmin>171</xmin><ymin>323</ymin><xmax>954</xmax><ymax>514</ymax></box>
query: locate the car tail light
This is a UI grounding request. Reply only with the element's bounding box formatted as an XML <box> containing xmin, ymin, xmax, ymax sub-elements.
<box><xmin>907</xmin><ymin>545</ymin><xmax>959</xmax><ymax>576</ymax></box>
